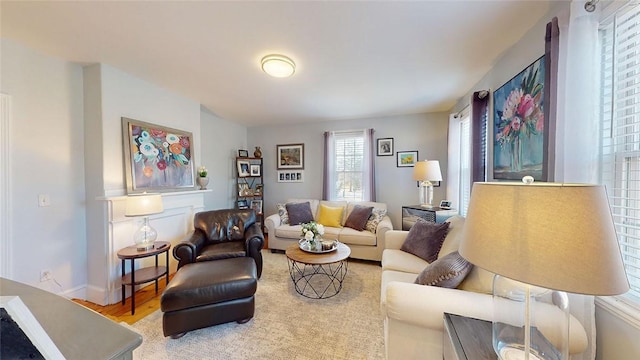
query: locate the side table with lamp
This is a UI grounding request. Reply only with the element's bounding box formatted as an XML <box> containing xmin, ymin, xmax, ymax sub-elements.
<box><xmin>119</xmin><ymin>193</ymin><xmax>169</xmax><ymax>315</ymax></box>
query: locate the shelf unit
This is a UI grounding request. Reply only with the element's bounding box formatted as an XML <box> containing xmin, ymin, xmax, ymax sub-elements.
<box><xmin>236</xmin><ymin>157</ymin><xmax>264</xmax><ymax>232</ymax></box>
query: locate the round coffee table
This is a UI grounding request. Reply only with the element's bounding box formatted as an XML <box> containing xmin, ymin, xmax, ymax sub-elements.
<box><xmin>285</xmin><ymin>242</ymin><xmax>351</xmax><ymax>299</ymax></box>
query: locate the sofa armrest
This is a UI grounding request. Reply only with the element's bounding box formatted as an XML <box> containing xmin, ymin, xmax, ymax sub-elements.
<box><xmin>375</xmin><ymin>215</ymin><xmax>393</xmax><ymax>246</ymax></box>
<box><xmin>173</xmin><ymin>230</ymin><xmax>207</xmax><ymax>269</ymax></box>
<box><xmin>385</xmin><ymin>282</ymin><xmax>588</xmax><ymax>354</ymax></box>
<box><xmin>385</xmin><ymin>230</ymin><xmax>409</xmax><ymax>250</ymax></box>
<box><xmin>265</xmin><ymin>213</ymin><xmax>281</xmax><ymax>234</ymax></box>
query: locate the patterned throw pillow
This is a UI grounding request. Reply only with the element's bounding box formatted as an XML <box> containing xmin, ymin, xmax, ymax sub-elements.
<box><xmin>365</xmin><ymin>208</ymin><xmax>387</xmax><ymax>233</ymax></box>
<box><xmin>400</xmin><ymin>219</ymin><xmax>450</xmax><ymax>263</ymax></box>
<box><xmin>414</xmin><ymin>251</ymin><xmax>473</xmax><ymax>288</ymax></box>
<box><xmin>276</xmin><ymin>203</ymin><xmax>289</xmax><ymax>225</ymax></box>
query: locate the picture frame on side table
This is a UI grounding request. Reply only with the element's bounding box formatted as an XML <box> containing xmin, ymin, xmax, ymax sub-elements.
<box><xmin>238</xmin><ymin>149</ymin><xmax>249</xmax><ymax>158</ymax></box>
<box><xmin>237</xmin><ymin>199</ymin><xmax>249</xmax><ymax>209</ymax></box>
<box><xmin>277</xmin><ymin>143</ymin><xmax>304</xmax><ymax>169</ymax></box>
<box><xmin>397</xmin><ymin>151</ymin><xmax>418</xmax><ymax>167</ymax></box>
<box><xmin>254</xmin><ymin>184</ymin><xmax>263</xmax><ymax>196</ymax></box>
<box><xmin>377</xmin><ymin>138</ymin><xmax>394</xmax><ymax>156</ymax></box>
<box><xmin>237</xmin><ymin>160</ymin><xmax>250</xmax><ymax>177</ymax></box>
<box><xmin>121</xmin><ymin>117</ymin><xmax>195</xmax><ymax>193</ymax></box>
<box><xmin>250</xmin><ymin>200</ymin><xmax>263</xmax><ymax>214</ymax></box>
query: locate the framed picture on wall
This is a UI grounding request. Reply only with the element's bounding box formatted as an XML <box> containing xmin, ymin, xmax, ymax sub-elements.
<box><xmin>277</xmin><ymin>170</ymin><xmax>304</xmax><ymax>182</ymax></box>
<box><xmin>121</xmin><ymin>117</ymin><xmax>195</xmax><ymax>193</ymax></box>
<box><xmin>377</xmin><ymin>138</ymin><xmax>394</xmax><ymax>156</ymax></box>
<box><xmin>277</xmin><ymin>143</ymin><xmax>304</xmax><ymax>169</ymax></box>
<box><xmin>396</xmin><ymin>151</ymin><xmax>418</xmax><ymax>167</ymax></box>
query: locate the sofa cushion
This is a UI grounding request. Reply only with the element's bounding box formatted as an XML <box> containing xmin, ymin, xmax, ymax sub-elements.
<box><xmin>274</xmin><ymin>224</ymin><xmax>303</xmax><ymax>239</ymax></box>
<box><xmin>365</xmin><ymin>208</ymin><xmax>388</xmax><ymax>233</ymax></box>
<box><xmin>381</xmin><ymin>249</ymin><xmax>429</xmax><ymax>274</ymax></box>
<box><xmin>415</xmin><ymin>251</ymin><xmax>473</xmax><ymax>288</ymax></box>
<box><xmin>400</xmin><ymin>219</ymin><xmax>450</xmax><ymax>263</ymax></box>
<box><xmin>286</xmin><ymin>202</ymin><xmax>314</xmax><ymax>225</ymax></box>
<box><xmin>438</xmin><ymin>215</ymin><xmax>466</xmax><ymax>258</ymax></box>
<box><xmin>316</xmin><ymin>204</ymin><xmax>344</xmax><ymax>228</ymax></box>
<box><xmin>276</xmin><ymin>203</ymin><xmax>289</xmax><ymax>225</ymax></box>
<box><xmin>344</xmin><ymin>205</ymin><xmax>373</xmax><ymax>231</ymax></box>
<box><xmin>380</xmin><ymin>269</ymin><xmax>418</xmax><ymax>314</ymax></box>
<box><xmin>338</xmin><ymin>227</ymin><xmax>377</xmax><ymax>246</ymax></box>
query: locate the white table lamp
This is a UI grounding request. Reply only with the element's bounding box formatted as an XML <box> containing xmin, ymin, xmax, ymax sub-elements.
<box><xmin>125</xmin><ymin>193</ymin><xmax>164</xmax><ymax>251</ymax></box>
<box><xmin>413</xmin><ymin>160</ymin><xmax>442</xmax><ymax>207</ymax></box>
<box><xmin>459</xmin><ymin>180</ymin><xmax>628</xmax><ymax>359</ymax></box>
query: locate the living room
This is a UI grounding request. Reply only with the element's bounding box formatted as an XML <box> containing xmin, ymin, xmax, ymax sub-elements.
<box><xmin>2</xmin><ymin>1</ymin><xmax>639</xmax><ymax>359</ymax></box>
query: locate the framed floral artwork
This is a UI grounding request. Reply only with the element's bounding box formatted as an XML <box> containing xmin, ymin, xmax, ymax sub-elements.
<box><xmin>122</xmin><ymin>117</ymin><xmax>195</xmax><ymax>193</ymax></box>
<box><xmin>396</xmin><ymin>151</ymin><xmax>418</xmax><ymax>167</ymax></box>
<box><xmin>493</xmin><ymin>56</ymin><xmax>547</xmax><ymax>181</ymax></box>
<box><xmin>277</xmin><ymin>143</ymin><xmax>304</xmax><ymax>169</ymax></box>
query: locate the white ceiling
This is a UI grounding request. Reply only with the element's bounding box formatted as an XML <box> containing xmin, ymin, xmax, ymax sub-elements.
<box><xmin>1</xmin><ymin>1</ymin><xmax>552</xmax><ymax>127</ymax></box>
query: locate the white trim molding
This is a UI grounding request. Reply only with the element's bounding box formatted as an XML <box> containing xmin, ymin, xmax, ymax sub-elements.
<box><xmin>596</xmin><ymin>296</ymin><xmax>640</xmax><ymax>330</ymax></box>
<box><xmin>0</xmin><ymin>94</ymin><xmax>12</xmax><ymax>278</ymax></box>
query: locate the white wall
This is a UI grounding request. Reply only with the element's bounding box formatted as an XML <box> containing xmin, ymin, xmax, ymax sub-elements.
<box><xmin>1</xmin><ymin>39</ymin><xmax>86</xmax><ymax>296</ymax></box>
<box><xmin>247</xmin><ymin>112</ymin><xmax>449</xmax><ymax>229</ymax></box>
<box><xmin>200</xmin><ymin>107</ymin><xmax>247</xmax><ymax>210</ymax></box>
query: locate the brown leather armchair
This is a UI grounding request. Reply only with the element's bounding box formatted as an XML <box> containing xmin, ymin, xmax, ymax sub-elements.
<box><xmin>173</xmin><ymin>209</ymin><xmax>264</xmax><ymax>278</ymax></box>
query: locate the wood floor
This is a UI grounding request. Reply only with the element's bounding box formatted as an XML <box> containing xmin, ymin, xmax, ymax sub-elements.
<box><xmin>73</xmin><ymin>274</ymin><xmax>174</xmax><ymax>325</ymax></box>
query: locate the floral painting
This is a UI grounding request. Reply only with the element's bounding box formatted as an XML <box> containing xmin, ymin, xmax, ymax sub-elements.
<box><xmin>122</xmin><ymin>118</ymin><xmax>195</xmax><ymax>193</ymax></box>
<box><xmin>493</xmin><ymin>56</ymin><xmax>545</xmax><ymax>180</ymax></box>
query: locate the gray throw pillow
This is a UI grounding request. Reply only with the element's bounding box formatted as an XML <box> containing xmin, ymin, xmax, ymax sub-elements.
<box><xmin>400</xmin><ymin>219</ymin><xmax>449</xmax><ymax>263</ymax></box>
<box><xmin>286</xmin><ymin>202</ymin><xmax>314</xmax><ymax>225</ymax></box>
<box><xmin>415</xmin><ymin>251</ymin><xmax>473</xmax><ymax>288</ymax></box>
<box><xmin>344</xmin><ymin>206</ymin><xmax>374</xmax><ymax>231</ymax></box>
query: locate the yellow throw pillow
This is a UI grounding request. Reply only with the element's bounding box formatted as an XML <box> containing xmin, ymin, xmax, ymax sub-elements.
<box><xmin>316</xmin><ymin>204</ymin><xmax>344</xmax><ymax>228</ymax></box>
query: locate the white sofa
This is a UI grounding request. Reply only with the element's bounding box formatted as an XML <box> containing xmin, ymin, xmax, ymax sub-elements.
<box><xmin>380</xmin><ymin>215</ymin><xmax>588</xmax><ymax>359</ymax></box>
<box><xmin>265</xmin><ymin>199</ymin><xmax>393</xmax><ymax>261</ymax></box>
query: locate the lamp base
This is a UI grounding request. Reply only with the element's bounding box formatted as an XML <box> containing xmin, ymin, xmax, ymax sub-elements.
<box><xmin>418</xmin><ymin>181</ymin><xmax>434</xmax><ymax>207</ymax></box>
<box><xmin>133</xmin><ymin>217</ymin><xmax>158</xmax><ymax>252</ymax></box>
<box><xmin>136</xmin><ymin>243</ymin><xmax>155</xmax><ymax>251</ymax></box>
<box><xmin>498</xmin><ymin>347</ymin><xmax>546</xmax><ymax>360</ymax></box>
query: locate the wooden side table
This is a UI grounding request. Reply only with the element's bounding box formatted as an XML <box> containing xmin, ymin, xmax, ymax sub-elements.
<box><xmin>402</xmin><ymin>205</ymin><xmax>458</xmax><ymax>230</ymax></box>
<box><xmin>117</xmin><ymin>241</ymin><xmax>171</xmax><ymax>315</ymax></box>
<box><xmin>443</xmin><ymin>313</ymin><xmax>497</xmax><ymax>360</ymax></box>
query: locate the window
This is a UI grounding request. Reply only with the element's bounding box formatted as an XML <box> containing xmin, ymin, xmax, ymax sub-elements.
<box><xmin>325</xmin><ymin>130</ymin><xmax>373</xmax><ymax>201</ymax></box>
<box><xmin>459</xmin><ymin>115</ymin><xmax>472</xmax><ymax>216</ymax></box>
<box><xmin>600</xmin><ymin>4</ymin><xmax>640</xmax><ymax>303</ymax></box>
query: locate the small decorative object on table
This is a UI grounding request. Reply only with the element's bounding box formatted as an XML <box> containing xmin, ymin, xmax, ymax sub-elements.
<box><xmin>300</xmin><ymin>221</ymin><xmax>325</xmax><ymax>252</ymax></box>
<box><xmin>197</xmin><ymin>166</ymin><xmax>209</xmax><ymax>190</ymax></box>
<box><xmin>254</xmin><ymin>146</ymin><xmax>262</xmax><ymax>158</ymax></box>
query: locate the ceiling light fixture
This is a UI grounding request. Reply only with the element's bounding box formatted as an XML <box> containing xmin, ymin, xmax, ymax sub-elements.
<box><xmin>261</xmin><ymin>54</ymin><xmax>296</xmax><ymax>78</ymax></box>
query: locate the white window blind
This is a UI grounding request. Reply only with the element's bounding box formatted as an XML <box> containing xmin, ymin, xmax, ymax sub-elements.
<box><xmin>600</xmin><ymin>4</ymin><xmax>640</xmax><ymax>302</ymax></box>
<box><xmin>332</xmin><ymin>131</ymin><xmax>365</xmax><ymax>201</ymax></box>
<box><xmin>459</xmin><ymin>115</ymin><xmax>471</xmax><ymax>217</ymax></box>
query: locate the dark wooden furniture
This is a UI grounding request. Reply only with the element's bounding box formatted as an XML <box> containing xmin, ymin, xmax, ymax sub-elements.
<box><xmin>443</xmin><ymin>313</ymin><xmax>497</xmax><ymax>360</ymax></box>
<box><xmin>0</xmin><ymin>278</ymin><xmax>141</xmax><ymax>359</ymax></box>
<box><xmin>401</xmin><ymin>205</ymin><xmax>458</xmax><ymax>230</ymax></box>
<box><xmin>236</xmin><ymin>156</ymin><xmax>264</xmax><ymax>232</ymax></box>
<box><xmin>117</xmin><ymin>241</ymin><xmax>170</xmax><ymax>315</ymax></box>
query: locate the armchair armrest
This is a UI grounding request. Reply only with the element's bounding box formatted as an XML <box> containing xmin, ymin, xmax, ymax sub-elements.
<box><xmin>385</xmin><ymin>230</ymin><xmax>409</xmax><ymax>250</ymax></box>
<box><xmin>173</xmin><ymin>230</ymin><xmax>207</xmax><ymax>269</ymax></box>
<box><xmin>244</xmin><ymin>223</ymin><xmax>265</xmax><ymax>278</ymax></box>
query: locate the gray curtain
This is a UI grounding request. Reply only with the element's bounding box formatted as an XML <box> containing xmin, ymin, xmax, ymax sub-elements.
<box><xmin>471</xmin><ymin>91</ymin><xmax>488</xmax><ymax>184</ymax></box>
<box><xmin>366</xmin><ymin>128</ymin><xmax>376</xmax><ymax>201</ymax></box>
<box><xmin>543</xmin><ymin>17</ymin><xmax>559</xmax><ymax>182</ymax></box>
<box><xmin>322</xmin><ymin>131</ymin><xmax>330</xmax><ymax>200</ymax></box>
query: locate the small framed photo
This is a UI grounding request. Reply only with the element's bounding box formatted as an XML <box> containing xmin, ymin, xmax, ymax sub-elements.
<box><xmin>377</xmin><ymin>138</ymin><xmax>394</xmax><ymax>156</ymax></box>
<box><xmin>277</xmin><ymin>143</ymin><xmax>304</xmax><ymax>169</ymax></box>
<box><xmin>237</xmin><ymin>160</ymin><xmax>250</xmax><ymax>177</ymax></box>
<box><xmin>439</xmin><ymin>200</ymin><xmax>452</xmax><ymax>209</ymax></box>
<box><xmin>254</xmin><ymin>184</ymin><xmax>263</xmax><ymax>196</ymax></box>
<box><xmin>277</xmin><ymin>170</ymin><xmax>304</xmax><ymax>183</ymax></box>
<box><xmin>250</xmin><ymin>164</ymin><xmax>261</xmax><ymax>176</ymax></box>
<box><xmin>238</xmin><ymin>149</ymin><xmax>249</xmax><ymax>158</ymax></box>
<box><xmin>237</xmin><ymin>199</ymin><xmax>249</xmax><ymax>209</ymax></box>
<box><xmin>238</xmin><ymin>183</ymin><xmax>252</xmax><ymax>196</ymax></box>
<box><xmin>250</xmin><ymin>200</ymin><xmax>263</xmax><ymax>214</ymax></box>
<box><xmin>397</xmin><ymin>151</ymin><xmax>418</xmax><ymax>167</ymax></box>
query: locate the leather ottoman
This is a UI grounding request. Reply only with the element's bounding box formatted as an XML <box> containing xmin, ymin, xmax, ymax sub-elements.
<box><xmin>160</xmin><ymin>257</ymin><xmax>257</xmax><ymax>338</ymax></box>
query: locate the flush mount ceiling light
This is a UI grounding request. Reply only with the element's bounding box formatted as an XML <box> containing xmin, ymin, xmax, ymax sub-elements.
<box><xmin>261</xmin><ymin>54</ymin><xmax>296</xmax><ymax>78</ymax></box>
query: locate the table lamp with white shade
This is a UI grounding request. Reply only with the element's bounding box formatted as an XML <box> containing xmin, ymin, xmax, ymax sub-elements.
<box><xmin>125</xmin><ymin>193</ymin><xmax>164</xmax><ymax>251</ymax></box>
<box><xmin>412</xmin><ymin>160</ymin><xmax>442</xmax><ymax>208</ymax></box>
<box><xmin>458</xmin><ymin>179</ymin><xmax>628</xmax><ymax>359</ymax></box>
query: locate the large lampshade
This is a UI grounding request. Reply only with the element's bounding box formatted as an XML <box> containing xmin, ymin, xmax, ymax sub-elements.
<box><xmin>459</xmin><ymin>182</ymin><xmax>628</xmax><ymax>295</ymax></box>
<box><xmin>125</xmin><ymin>193</ymin><xmax>164</xmax><ymax>250</ymax></box>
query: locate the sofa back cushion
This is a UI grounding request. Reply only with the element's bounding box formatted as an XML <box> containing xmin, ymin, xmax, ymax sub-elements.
<box><xmin>400</xmin><ymin>219</ymin><xmax>450</xmax><ymax>263</ymax></box>
<box><xmin>287</xmin><ymin>199</ymin><xmax>320</xmax><ymax>218</ymax></box>
<box><xmin>316</xmin><ymin>204</ymin><xmax>344</xmax><ymax>228</ymax></box>
<box><xmin>344</xmin><ymin>205</ymin><xmax>374</xmax><ymax>231</ymax></box>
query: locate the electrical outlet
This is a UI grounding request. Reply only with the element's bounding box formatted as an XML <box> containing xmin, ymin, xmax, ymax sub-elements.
<box><xmin>40</xmin><ymin>269</ymin><xmax>52</xmax><ymax>282</ymax></box>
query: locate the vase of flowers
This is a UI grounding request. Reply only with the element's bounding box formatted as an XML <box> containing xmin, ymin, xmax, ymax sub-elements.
<box><xmin>301</xmin><ymin>221</ymin><xmax>325</xmax><ymax>251</ymax></box>
<box><xmin>197</xmin><ymin>166</ymin><xmax>209</xmax><ymax>190</ymax></box>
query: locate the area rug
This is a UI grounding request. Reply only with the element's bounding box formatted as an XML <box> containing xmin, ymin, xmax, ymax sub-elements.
<box><xmin>130</xmin><ymin>250</ymin><xmax>384</xmax><ymax>360</ymax></box>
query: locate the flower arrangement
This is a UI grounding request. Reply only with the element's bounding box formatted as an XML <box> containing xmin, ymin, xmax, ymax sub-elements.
<box><xmin>495</xmin><ymin>67</ymin><xmax>544</xmax><ymax>147</ymax></box>
<box><xmin>198</xmin><ymin>166</ymin><xmax>208</xmax><ymax>178</ymax></box>
<box><xmin>301</xmin><ymin>221</ymin><xmax>325</xmax><ymax>241</ymax></box>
